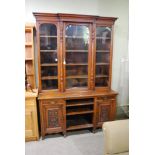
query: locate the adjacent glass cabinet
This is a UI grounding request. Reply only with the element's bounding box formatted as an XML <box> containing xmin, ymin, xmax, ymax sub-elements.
<box><xmin>34</xmin><ymin>13</ymin><xmax>118</xmax><ymax>139</ymax></box>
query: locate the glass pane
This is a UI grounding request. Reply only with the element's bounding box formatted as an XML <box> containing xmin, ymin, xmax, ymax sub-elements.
<box><xmin>66</xmin><ymin>52</ymin><xmax>88</xmax><ymax>64</ymax></box>
<box><xmin>66</xmin><ymin>38</ymin><xmax>88</xmax><ymax>50</ymax></box>
<box><xmin>66</xmin><ymin>78</ymin><xmax>87</xmax><ymax>89</ymax></box>
<box><xmin>65</xmin><ymin>24</ymin><xmax>89</xmax><ymax>89</ymax></box>
<box><xmin>42</xmin><ymin>80</ymin><xmax>58</xmax><ymax>90</ymax></box>
<box><xmin>96</xmin><ymin>38</ymin><xmax>111</xmax><ymax>50</ymax></box>
<box><xmin>96</xmin><ymin>52</ymin><xmax>110</xmax><ymax>63</ymax></box>
<box><xmin>41</xmin><ymin>52</ymin><xmax>58</xmax><ymax>64</ymax></box>
<box><xmin>40</xmin><ymin>24</ymin><xmax>57</xmax><ymax>36</ymax></box>
<box><xmin>96</xmin><ymin>27</ymin><xmax>111</xmax><ymax>37</ymax></box>
<box><xmin>66</xmin><ymin>66</ymin><xmax>87</xmax><ymax>76</ymax></box>
<box><xmin>95</xmin><ymin>77</ymin><xmax>109</xmax><ymax>87</ymax></box>
<box><xmin>39</xmin><ymin>24</ymin><xmax>58</xmax><ymax>90</ymax></box>
<box><xmin>40</xmin><ymin>38</ymin><xmax>57</xmax><ymax>50</ymax></box>
<box><xmin>96</xmin><ymin>26</ymin><xmax>111</xmax><ymax>87</ymax></box>
<box><xmin>41</xmin><ymin>66</ymin><xmax>57</xmax><ymax>76</ymax></box>
<box><xmin>96</xmin><ymin>65</ymin><xmax>109</xmax><ymax>76</ymax></box>
<box><xmin>66</xmin><ymin>25</ymin><xmax>89</xmax><ymax>37</ymax></box>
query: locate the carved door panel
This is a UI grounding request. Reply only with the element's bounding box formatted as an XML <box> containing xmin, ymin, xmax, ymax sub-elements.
<box><xmin>98</xmin><ymin>103</ymin><xmax>111</xmax><ymax>125</ymax></box>
<box><xmin>96</xmin><ymin>97</ymin><xmax>113</xmax><ymax>127</ymax></box>
<box><xmin>42</xmin><ymin>100</ymin><xmax>65</xmax><ymax>134</ymax></box>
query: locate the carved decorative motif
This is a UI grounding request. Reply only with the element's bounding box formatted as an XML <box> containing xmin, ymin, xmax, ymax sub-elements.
<box><xmin>99</xmin><ymin>106</ymin><xmax>110</xmax><ymax>122</ymax></box>
<box><xmin>48</xmin><ymin>110</ymin><xmax>59</xmax><ymax>128</ymax></box>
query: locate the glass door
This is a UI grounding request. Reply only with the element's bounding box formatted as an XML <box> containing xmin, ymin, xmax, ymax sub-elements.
<box><xmin>95</xmin><ymin>26</ymin><xmax>111</xmax><ymax>87</ymax></box>
<box><xmin>65</xmin><ymin>24</ymin><xmax>90</xmax><ymax>89</ymax></box>
<box><xmin>39</xmin><ymin>23</ymin><xmax>58</xmax><ymax>90</ymax></box>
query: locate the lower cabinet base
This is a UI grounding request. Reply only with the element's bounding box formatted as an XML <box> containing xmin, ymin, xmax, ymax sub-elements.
<box><xmin>39</xmin><ymin>91</ymin><xmax>117</xmax><ymax>139</ymax></box>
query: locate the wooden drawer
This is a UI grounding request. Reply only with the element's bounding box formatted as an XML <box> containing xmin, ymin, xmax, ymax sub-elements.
<box><xmin>96</xmin><ymin>96</ymin><xmax>115</xmax><ymax>101</ymax></box>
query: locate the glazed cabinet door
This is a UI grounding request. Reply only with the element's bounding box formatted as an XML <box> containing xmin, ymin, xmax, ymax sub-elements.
<box><xmin>95</xmin><ymin>26</ymin><xmax>112</xmax><ymax>89</ymax></box>
<box><xmin>39</xmin><ymin>23</ymin><xmax>59</xmax><ymax>90</ymax></box>
<box><xmin>40</xmin><ymin>100</ymin><xmax>65</xmax><ymax>138</ymax></box>
<box><xmin>64</xmin><ymin>23</ymin><xmax>91</xmax><ymax>90</ymax></box>
<box><xmin>96</xmin><ymin>96</ymin><xmax>116</xmax><ymax>127</ymax></box>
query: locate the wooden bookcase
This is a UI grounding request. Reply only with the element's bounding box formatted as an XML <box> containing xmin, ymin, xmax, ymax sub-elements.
<box><xmin>34</xmin><ymin>13</ymin><xmax>118</xmax><ymax>139</ymax></box>
<box><xmin>25</xmin><ymin>23</ymin><xmax>36</xmax><ymax>88</ymax></box>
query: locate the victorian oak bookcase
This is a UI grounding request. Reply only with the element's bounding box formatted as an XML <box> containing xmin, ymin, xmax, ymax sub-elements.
<box><xmin>34</xmin><ymin>13</ymin><xmax>118</xmax><ymax>139</ymax></box>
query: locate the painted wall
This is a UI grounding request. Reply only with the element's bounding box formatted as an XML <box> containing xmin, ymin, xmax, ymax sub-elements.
<box><xmin>25</xmin><ymin>0</ymin><xmax>129</xmax><ymax>111</ymax></box>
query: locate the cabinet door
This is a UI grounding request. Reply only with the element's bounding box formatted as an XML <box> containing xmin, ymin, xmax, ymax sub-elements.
<box><xmin>95</xmin><ymin>26</ymin><xmax>112</xmax><ymax>88</ymax></box>
<box><xmin>64</xmin><ymin>23</ymin><xmax>91</xmax><ymax>90</ymax></box>
<box><xmin>96</xmin><ymin>97</ymin><xmax>115</xmax><ymax>127</ymax></box>
<box><xmin>39</xmin><ymin>23</ymin><xmax>58</xmax><ymax>90</ymax></box>
<box><xmin>41</xmin><ymin>100</ymin><xmax>65</xmax><ymax>135</ymax></box>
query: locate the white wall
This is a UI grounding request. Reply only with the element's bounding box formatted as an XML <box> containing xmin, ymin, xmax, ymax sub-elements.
<box><xmin>25</xmin><ymin>0</ymin><xmax>129</xmax><ymax>108</ymax></box>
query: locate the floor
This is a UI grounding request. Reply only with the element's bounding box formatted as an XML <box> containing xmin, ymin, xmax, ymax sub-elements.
<box><xmin>25</xmin><ymin>129</ymin><xmax>104</xmax><ymax>155</ymax></box>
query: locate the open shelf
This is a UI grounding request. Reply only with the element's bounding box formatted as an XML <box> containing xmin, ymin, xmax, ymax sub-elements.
<box><xmin>66</xmin><ymin>114</ymin><xmax>93</xmax><ymax>131</ymax></box>
<box><xmin>66</xmin><ymin>98</ymin><xmax>94</xmax><ymax>116</ymax></box>
<box><xmin>66</xmin><ymin>114</ymin><xmax>93</xmax><ymax>130</ymax></box>
<box><xmin>66</xmin><ymin>102</ymin><xmax>93</xmax><ymax>107</ymax></box>
<box><xmin>25</xmin><ymin>43</ymin><xmax>32</xmax><ymax>46</ymax></box>
<box><xmin>25</xmin><ymin>58</ymin><xmax>33</xmax><ymax>61</ymax></box>
<box><xmin>66</xmin><ymin>109</ymin><xmax>93</xmax><ymax>115</ymax></box>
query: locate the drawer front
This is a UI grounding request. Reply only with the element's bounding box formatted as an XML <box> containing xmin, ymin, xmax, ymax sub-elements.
<box><xmin>42</xmin><ymin>99</ymin><xmax>65</xmax><ymax>105</ymax></box>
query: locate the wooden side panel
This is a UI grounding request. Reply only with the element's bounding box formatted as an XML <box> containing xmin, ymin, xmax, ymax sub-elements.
<box><xmin>25</xmin><ymin>98</ymin><xmax>39</xmax><ymax>141</ymax></box>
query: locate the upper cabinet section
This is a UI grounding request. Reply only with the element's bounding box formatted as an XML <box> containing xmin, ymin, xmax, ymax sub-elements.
<box><xmin>34</xmin><ymin>13</ymin><xmax>117</xmax><ymax>92</ymax></box>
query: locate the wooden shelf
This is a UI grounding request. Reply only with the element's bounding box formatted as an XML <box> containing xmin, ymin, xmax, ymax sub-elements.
<box><xmin>67</xmin><ymin>124</ymin><xmax>93</xmax><ymax>131</ymax></box>
<box><xmin>41</xmin><ymin>63</ymin><xmax>58</xmax><ymax>67</ymax></box>
<box><xmin>66</xmin><ymin>63</ymin><xmax>88</xmax><ymax>66</ymax></box>
<box><xmin>25</xmin><ymin>28</ymin><xmax>31</xmax><ymax>32</ymax></box>
<box><xmin>66</xmin><ymin>108</ymin><xmax>93</xmax><ymax>116</ymax></box>
<box><xmin>25</xmin><ymin>43</ymin><xmax>32</xmax><ymax>46</ymax></box>
<box><xmin>96</xmin><ymin>63</ymin><xmax>109</xmax><ymax>65</ymax></box>
<box><xmin>66</xmin><ymin>102</ymin><xmax>93</xmax><ymax>107</ymax></box>
<box><xmin>96</xmin><ymin>37</ymin><xmax>111</xmax><ymax>39</ymax></box>
<box><xmin>66</xmin><ymin>75</ymin><xmax>88</xmax><ymax>79</ymax></box>
<box><xmin>40</xmin><ymin>50</ymin><xmax>57</xmax><ymax>52</ymax></box>
<box><xmin>40</xmin><ymin>36</ymin><xmax>57</xmax><ymax>38</ymax></box>
<box><xmin>96</xmin><ymin>50</ymin><xmax>109</xmax><ymax>53</ymax></box>
<box><xmin>65</xmin><ymin>36</ymin><xmax>89</xmax><ymax>39</ymax></box>
<box><xmin>66</xmin><ymin>50</ymin><xmax>88</xmax><ymax>52</ymax></box>
<box><xmin>41</xmin><ymin>76</ymin><xmax>58</xmax><ymax>80</ymax></box>
<box><xmin>25</xmin><ymin>58</ymin><xmax>33</xmax><ymax>61</ymax></box>
<box><xmin>96</xmin><ymin>75</ymin><xmax>109</xmax><ymax>78</ymax></box>
<box><xmin>26</xmin><ymin>74</ymin><xmax>34</xmax><ymax>76</ymax></box>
